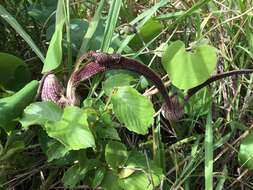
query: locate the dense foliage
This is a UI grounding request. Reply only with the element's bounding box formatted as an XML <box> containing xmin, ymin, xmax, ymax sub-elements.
<box><xmin>0</xmin><ymin>0</ymin><xmax>253</xmax><ymax>189</ymax></box>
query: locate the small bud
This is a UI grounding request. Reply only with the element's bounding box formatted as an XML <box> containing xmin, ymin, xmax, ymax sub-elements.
<box><xmin>41</xmin><ymin>74</ymin><xmax>65</xmax><ymax>106</ymax></box>
<box><xmin>161</xmin><ymin>97</ymin><xmax>184</xmax><ymax>121</ymax></box>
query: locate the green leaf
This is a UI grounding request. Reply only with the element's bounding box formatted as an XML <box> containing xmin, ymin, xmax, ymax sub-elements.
<box><xmin>118</xmin><ymin>171</ymin><xmax>161</xmax><ymax>190</ymax></box>
<box><xmin>239</xmin><ymin>132</ymin><xmax>253</xmax><ymax>169</ymax></box>
<box><xmin>0</xmin><ymin>52</ymin><xmax>31</xmax><ymax>91</ymax></box>
<box><xmin>96</xmin><ymin>126</ymin><xmax>120</xmax><ymax>140</ymax></box>
<box><xmin>111</xmin><ymin>86</ymin><xmax>155</xmax><ymax>135</ymax></box>
<box><xmin>45</xmin><ymin>106</ymin><xmax>95</xmax><ymax>150</ymax></box>
<box><xmin>42</xmin><ymin>0</ymin><xmax>66</xmax><ymax>73</ymax></box>
<box><xmin>162</xmin><ymin>41</ymin><xmax>217</xmax><ymax>89</ymax></box>
<box><xmin>92</xmin><ymin>167</ymin><xmax>106</xmax><ymax>188</ymax></box>
<box><xmin>46</xmin><ymin>140</ymin><xmax>70</xmax><ymax>162</ymax></box>
<box><xmin>0</xmin><ymin>80</ymin><xmax>39</xmax><ymax>132</ymax></box>
<box><xmin>130</xmin><ymin>18</ymin><xmax>163</xmax><ymax>49</ymax></box>
<box><xmin>118</xmin><ymin>151</ymin><xmax>164</xmax><ymax>190</ymax></box>
<box><xmin>0</xmin><ymin>5</ymin><xmax>45</xmax><ymax>62</ymax></box>
<box><xmin>105</xmin><ymin>141</ymin><xmax>128</xmax><ymax>170</ymax></box>
<box><xmin>20</xmin><ymin>102</ymin><xmax>63</xmax><ymax>129</ymax></box>
<box><xmin>62</xmin><ymin>162</ymin><xmax>90</xmax><ymax>188</ymax></box>
<box><xmin>102</xmin><ymin>73</ymin><xmax>136</xmax><ymax>96</ymax></box>
<box><xmin>100</xmin><ymin>170</ymin><xmax>122</xmax><ymax>190</ymax></box>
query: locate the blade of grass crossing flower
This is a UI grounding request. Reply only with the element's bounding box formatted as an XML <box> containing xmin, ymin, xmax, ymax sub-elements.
<box><xmin>42</xmin><ymin>0</ymin><xmax>66</xmax><ymax>73</ymax></box>
<box><xmin>100</xmin><ymin>0</ymin><xmax>122</xmax><ymax>52</ymax></box>
<box><xmin>65</xmin><ymin>0</ymin><xmax>72</xmax><ymax>76</ymax></box>
<box><xmin>205</xmin><ymin>107</ymin><xmax>213</xmax><ymax>190</ymax></box>
<box><xmin>78</xmin><ymin>0</ymin><xmax>106</xmax><ymax>56</ymax></box>
<box><xmin>0</xmin><ymin>5</ymin><xmax>45</xmax><ymax>62</ymax></box>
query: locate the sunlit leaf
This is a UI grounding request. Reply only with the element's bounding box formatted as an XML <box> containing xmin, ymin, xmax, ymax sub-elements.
<box><xmin>105</xmin><ymin>141</ymin><xmax>128</xmax><ymax>170</ymax></box>
<box><xmin>20</xmin><ymin>102</ymin><xmax>62</xmax><ymax>129</ymax></box>
<box><xmin>45</xmin><ymin>106</ymin><xmax>95</xmax><ymax>150</ymax></box>
<box><xmin>239</xmin><ymin>132</ymin><xmax>253</xmax><ymax>169</ymax></box>
<box><xmin>102</xmin><ymin>73</ymin><xmax>136</xmax><ymax>96</ymax></box>
<box><xmin>111</xmin><ymin>86</ymin><xmax>155</xmax><ymax>135</ymax></box>
<box><xmin>0</xmin><ymin>80</ymin><xmax>39</xmax><ymax>132</ymax></box>
<box><xmin>42</xmin><ymin>0</ymin><xmax>66</xmax><ymax>73</ymax></box>
<box><xmin>118</xmin><ymin>151</ymin><xmax>164</xmax><ymax>190</ymax></box>
<box><xmin>162</xmin><ymin>40</ymin><xmax>217</xmax><ymax>89</ymax></box>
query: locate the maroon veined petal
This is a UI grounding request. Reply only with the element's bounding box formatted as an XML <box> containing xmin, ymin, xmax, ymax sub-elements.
<box><xmin>41</xmin><ymin>74</ymin><xmax>65</xmax><ymax>106</ymax></box>
<box><xmin>161</xmin><ymin>96</ymin><xmax>184</xmax><ymax>121</ymax></box>
<box><xmin>72</xmin><ymin>61</ymin><xmax>106</xmax><ymax>85</ymax></box>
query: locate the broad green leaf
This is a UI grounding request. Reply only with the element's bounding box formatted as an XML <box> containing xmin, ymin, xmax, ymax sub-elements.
<box><xmin>62</xmin><ymin>162</ymin><xmax>90</xmax><ymax>188</ymax></box>
<box><xmin>118</xmin><ymin>151</ymin><xmax>164</xmax><ymax>190</ymax></box>
<box><xmin>92</xmin><ymin>167</ymin><xmax>106</xmax><ymax>188</ymax></box>
<box><xmin>96</xmin><ymin>126</ymin><xmax>120</xmax><ymax>140</ymax></box>
<box><xmin>239</xmin><ymin>132</ymin><xmax>253</xmax><ymax>169</ymax></box>
<box><xmin>0</xmin><ymin>5</ymin><xmax>45</xmax><ymax>62</ymax></box>
<box><xmin>162</xmin><ymin>41</ymin><xmax>217</xmax><ymax>90</ymax></box>
<box><xmin>105</xmin><ymin>141</ymin><xmax>128</xmax><ymax>170</ymax></box>
<box><xmin>20</xmin><ymin>102</ymin><xmax>63</xmax><ymax>129</ymax></box>
<box><xmin>46</xmin><ymin>140</ymin><xmax>70</xmax><ymax>162</ymax></box>
<box><xmin>100</xmin><ymin>170</ymin><xmax>122</xmax><ymax>190</ymax></box>
<box><xmin>130</xmin><ymin>18</ymin><xmax>163</xmax><ymax>49</ymax></box>
<box><xmin>118</xmin><ymin>171</ymin><xmax>161</xmax><ymax>190</ymax></box>
<box><xmin>111</xmin><ymin>86</ymin><xmax>155</xmax><ymax>135</ymax></box>
<box><xmin>0</xmin><ymin>80</ymin><xmax>39</xmax><ymax>132</ymax></box>
<box><xmin>0</xmin><ymin>52</ymin><xmax>31</xmax><ymax>91</ymax></box>
<box><xmin>42</xmin><ymin>0</ymin><xmax>66</xmax><ymax>73</ymax></box>
<box><xmin>102</xmin><ymin>73</ymin><xmax>136</xmax><ymax>96</ymax></box>
<box><xmin>45</xmin><ymin>106</ymin><xmax>95</xmax><ymax>150</ymax></box>
<box><xmin>100</xmin><ymin>0</ymin><xmax>122</xmax><ymax>51</ymax></box>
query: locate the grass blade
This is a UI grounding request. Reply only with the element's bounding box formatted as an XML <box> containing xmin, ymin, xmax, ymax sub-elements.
<box><xmin>0</xmin><ymin>5</ymin><xmax>45</xmax><ymax>62</ymax></box>
<box><xmin>65</xmin><ymin>0</ymin><xmax>72</xmax><ymax>76</ymax></box>
<box><xmin>215</xmin><ymin>165</ymin><xmax>228</xmax><ymax>190</ymax></box>
<box><xmin>100</xmin><ymin>0</ymin><xmax>122</xmax><ymax>52</ymax></box>
<box><xmin>78</xmin><ymin>0</ymin><xmax>106</xmax><ymax>56</ymax></box>
<box><xmin>205</xmin><ymin>107</ymin><xmax>213</xmax><ymax>190</ymax></box>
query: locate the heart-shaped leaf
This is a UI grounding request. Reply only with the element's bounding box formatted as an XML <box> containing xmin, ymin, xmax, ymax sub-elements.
<box><xmin>111</xmin><ymin>86</ymin><xmax>155</xmax><ymax>135</ymax></box>
<box><xmin>162</xmin><ymin>40</ymin><xmax>217</xmax><ymax>89</ymax></box>
<box><xmin>239</xmin><ymin>132</ymin><xmax>253</xmax><ymax>169</ymax></box>
<box><xmin>45</xmin><ymin>106</ymin><xmax>95</xmax><ymax>150</ymax></box>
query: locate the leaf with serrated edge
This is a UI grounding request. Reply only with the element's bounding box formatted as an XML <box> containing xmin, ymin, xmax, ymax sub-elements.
<box><xmin>111</xmin><ymin>86</ymin><xmax>155</xmax><ymax>135</ymax></box>
<box><xmin>45</xmin><ymin>106</ymin><xmax>95</xmax><ymax>150</ymax></box>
